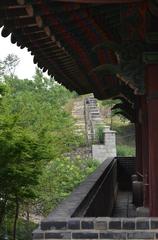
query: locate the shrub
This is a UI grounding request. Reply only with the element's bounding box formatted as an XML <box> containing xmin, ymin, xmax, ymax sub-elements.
<box><xmin>96</xmin><ymin>124</ymin><xmax>104</xmax><ymax>144</ymax></box>
<box><xmin>117</xmin><ymin>145</ymin><xmax>135</xmax><ymax>157</ymax></box>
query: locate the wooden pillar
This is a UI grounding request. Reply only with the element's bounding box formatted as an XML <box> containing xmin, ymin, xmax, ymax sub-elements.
<box><xmin>144</xmin><ymin>56</ymin><xmax>158</xmax><ymax>216</ymax></box>
<box><xmin>135</xmin><ymin>95</ymin><xmax>149</xmax><ymax>208</ymax></box>
<box><xmin>141</xmin><ymin>95</ymin><xmax>149</xmax><ymax>207</ymax></box>
<box><xmin>135</xmin><ymin>97</ymin><xmax>143</xmax><ymax>176</ymax></box>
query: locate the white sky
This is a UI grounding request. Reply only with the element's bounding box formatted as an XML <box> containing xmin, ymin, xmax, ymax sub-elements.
<box><xmin>0</xmin><ymin>27</ymin><xmax>37</xmax><ymax>79</ymax></box>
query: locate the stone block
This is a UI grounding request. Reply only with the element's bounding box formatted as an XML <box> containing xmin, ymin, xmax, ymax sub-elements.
<box><xmin>41</xmin><ymin>220</ymin><xmax>67</xmax><ymax>230</ymax></box>
<box><xmin>109</xmin><ymin>219</ymin><xmax>121</xmax><ymax>229</ymax></box>
<box><xmin>72</xmin><ymin>232</ymin><xmax>98</xmax><ymax>239</ymax></box>
<box><xmin>136</xmin><ymin>219</ymin><xmax>149</xmax><ymax>229</ymax></box>
<box><xmin>122</xmin><ymin>219</ymin><xmax>135</xmax><ymax>229</ymax></box>
<box><xmin>127</xmin><ymin>232</ymin><xmax>154</xmax><ymax>239</ymax></box>
<box><xmin>151</xmin><ymin>219</ymin><xmax>158</xmax><ymax>229</ymax></box>
<box><xmin>136</xmin><ymin>207</ymin><xmax>149</xmax><ymax>217</ymax></box>
<box><xmin>95</xmin><ymin>218</ymin><xmax>108</xmax><ymax>230</ymax></box>
<box><xmin>92</xmin><ymin>145</ymin><xmax>107</xmax><ymax>163</ymax></box>
<box><xmin>33</xmin><ymin>231</ymin><xmax>44</xmax><ymax>239</ymax></box>
<box><xmin>68</xmin><ymin>219</ymin><xmax>80</xmax><ymax>229</ymax></box>
<box><xmin>45</xmin><ymin>232</ymin><xmax>71</xmax><ymax>239</ymax></box>
<box><xmin>100</xmin><ymin>231</ymin><xmax>126</xmax><ymax>239</ymax></box>
<box><xmin>81</xmin><ymin>220</ymin><xmax>94</xmax><ymax>229</ymax></box>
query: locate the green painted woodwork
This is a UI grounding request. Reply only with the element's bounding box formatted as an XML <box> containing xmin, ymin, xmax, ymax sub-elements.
<box><xmin>93</xmin><ymin>40</ymin><xmax>121</xmax><ymax>53</ymax></box>
<box><xmin>91</xmin><ymin>64</ymin><xmax>121</xmax><ymax>76</ymax></box>
<box><xmin>143</xmin><ymin>52</ymin><xmax>158</xmax><ymax>64</ymax></box>
<box><xmin>146</xmin><ymin>32</ymin><xmax>158</xmax><ymax>44</ymax></box>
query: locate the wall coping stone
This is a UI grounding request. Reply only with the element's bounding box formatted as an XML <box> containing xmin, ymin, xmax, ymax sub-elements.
<box><xmin>33</xmin><ymin>217</ymin><xmax>158</xmax><ymax>240</ymax></box>
<box><xmin>44</xmin><ymin>158</ymin><xmax>114</xmax><ymax>219</ymax></box>
<box><xmin>38</xmin><ymin>217</ymin><xmax>158</xmax><ymax>231</ymax></box>
<box><xmin>33</xmin><ymin>218</ymin><xmax>158</xmax><ymax>240</ymax></box>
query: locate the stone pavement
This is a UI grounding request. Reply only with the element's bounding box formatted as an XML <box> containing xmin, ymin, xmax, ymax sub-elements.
<box><xmin>112</xmin><ymin>191</ymin><xmax>136</xmax><ymax>218</ymax></box>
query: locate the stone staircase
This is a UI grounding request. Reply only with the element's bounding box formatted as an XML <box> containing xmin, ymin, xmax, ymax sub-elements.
<box><xmin>71</xmin><ymin>94</ymin><xmax>116</xmax><ymax>163</ymax></box>
<box><xmin>84</xmin><ymin>94</ymin><xmax>104</xmax><ymax>143</ymax></box>
<box><xmin>72</xmin><ymin>94</ymin><xmax>104</xmax><ymax>143</ymax></box>
<box><xmin>72</xmin><ymin>98</ymin><xmax>86</xmax><ymax>135</ymax></box>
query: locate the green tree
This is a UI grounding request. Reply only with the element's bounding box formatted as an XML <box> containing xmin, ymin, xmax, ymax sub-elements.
<box><xmin>3</xmin><ymin>54</ymin><xmax>20</xmax><ymax>77</ymax></box>
<box><xmin>36</xmin><ymin>156</ymin><xmax>99</xmax><ymax>215</ymax></box>
<box><xmin>0</xmin><ymin>110</ymin><xmax>50</xmax><ymax>239</ymax></box>
<box><xmin>0</xmin><ymin>57</ymin><xmax>97</xmax><ymax>239</ymax></box>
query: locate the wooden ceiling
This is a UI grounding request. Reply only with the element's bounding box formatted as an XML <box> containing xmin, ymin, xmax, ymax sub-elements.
<box><xmin>0</xmin><ymin>0</ymin><xmax>150</xmax><ymax>104</ymax></box>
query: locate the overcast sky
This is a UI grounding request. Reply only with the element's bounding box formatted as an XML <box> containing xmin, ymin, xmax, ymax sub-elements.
<box><xmin>0</xmin><ymin>27</ymin><xmax>37</xmax><ymax>79</ymax></box>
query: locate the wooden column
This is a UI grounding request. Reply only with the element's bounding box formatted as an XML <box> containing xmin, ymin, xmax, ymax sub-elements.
<box><xmin>144</xmin><ymin>53</ymin><xmax>158</xmax><ymax>215</ymax></box>
<box><xmin>141</xmin><ymin>95</ymin><xmax>149</xmax><ymax>207</ymax></box>
<box><xmin>135</xmin><ymin>95</ymin><xmax>149</xmax><ymax>208</ymax></box>
<box><xmin>135</xmin><ymin>96</ymin><xmax>143</xmax><ymax>176</ymax></box>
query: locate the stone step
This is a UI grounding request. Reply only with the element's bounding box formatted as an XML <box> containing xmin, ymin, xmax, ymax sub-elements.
<box><xmin>72</xmin><ymin>95</ymin><xmax>105</xmax><ymax>141</ymax></box>
<box><xmin>72</xmin><ymin>110</ymin><xmax>84</xmax><ymax>112</ymax></box>
<box><xmin>90</xmin><ymin>113</ymin><xmax>101</xmax><ymax>116</ymax></box>
<box><xmin>88</xmin><ymin>99</ymin><xmax>97</xmax><ymax>102</ymax></box>
<box><xmin>88</xmin><ymin>105</ymin><xmax>97</xmax><ymax>108</ymax></box>
<box><xmin>73</xmin><ymin>106</ymin><xmax>84</xmax><ymax>109</ymax></box>
<box><xmin>75</xmin><ymin>123</ymin><xmax>85</xmax><ymax>125</ymax></box>
<box><xmin>90</xmin><ymin>117</ymin><xmax>103</xmax><ymax>121</ymax></box>
<box><xmin>72</xmin><ymin>98</ymin><xmax>86</xmax><ymax>135</ymax></box>
<box><xmin>89</xmin><ymin>109</ymin><xmax>100</xmax><ymax>112</ymax></box>
<box><xmin>72</xmin><ymin>108</ymin><xmax>84</xmax><ymax>111</ymax></box>
<box><xmin>73</xmin><ymin>116</ymin><xmax>84</xmax><ymax>119</ymax></box>
<box><xmin>72</xmin><ymin>111</ymin><xmax>84</xmax><ymax>114</ymax></box>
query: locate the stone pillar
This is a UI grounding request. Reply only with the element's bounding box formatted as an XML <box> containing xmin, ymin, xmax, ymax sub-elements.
<box><xmin>92</xmin><ymin>126</ymin><xmax>116</xmax><ymax>163</ymax></box>
<box><xmin>104</xmin><ymin>125</ymin><xmax>110</xmax><ymax>132</ymax></box>
<box><xmin>144</xmin><ymin>52</ymin><xmax>158</xmax><ymax>216</ymax></box>
<box><xmin>104</xmin><ymin>128</ymin><xmax>116</xmax><ymax>158</ymax></box>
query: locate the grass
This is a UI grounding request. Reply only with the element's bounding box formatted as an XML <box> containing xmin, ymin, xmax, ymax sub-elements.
<box><xmin>117</xmin><ymin>144</ymin><xmax>135</xmax><ymax>157</ymax></box>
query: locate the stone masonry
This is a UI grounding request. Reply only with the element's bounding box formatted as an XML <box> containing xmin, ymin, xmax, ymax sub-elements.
<box><xmin>71</xmin><ymin>94</ymin><xmax>117</xmax><ymax>162</ymax></box>
<box><xmin>71</xmin><ymin>94</ymin><xmax>104</xmax><ymax>142</ymax></box>
<box><xmin>33</xmin><ymin>158</ymin><xmax>158</xmax><ymax>240</ymax></box>
<box><xmin>72</xmin><ymin>98</ymin><xmax>86</xmax><ymax>135</ymax></box>
<box><xmin>92</xmin><ymin>127</ymin><xmax>117</xmax><ymax>163</ymax></box>
<box><xmin>104</xmin><ymin>129</ymin><xmax>117</xmax><ymax>158</ymax></box>
<box><xmin>84</xmin><ymin>94</ymin><xmax>104</xmax><ymax>143</ymax></box>
<box><xmin>33</xmin><ymin>217</ymin><xmax>158</xmax><ymax>239</ymax></box>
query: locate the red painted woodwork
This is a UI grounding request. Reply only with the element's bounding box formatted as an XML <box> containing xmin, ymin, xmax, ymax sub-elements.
<box><xmin>146</xmin><ymin>64</ymin><xmax>158</xmax><ymax>216</ymax></box>
<box><xmin>135</xmin><ymin>122</ymin><xmax>143</xmax><ymax>173</ymax></box>
<box><xmin>56</xmin><ymin>0</ymin><xmax>143</xmax><ymax>3</ymax></box>
<box><xmin>135</xmin><ymin>96</ymin><xmax>143</xmax><ymax>176</ymax></box>
<box><xmin>141</xmin><ymin>95</ymin><xmax>149</xmax><ymax>207</ymax></box>
<box><xmin>135</xmin><ymin>95</ymin><xmax>149</xmax><ymax>208</ymax></box>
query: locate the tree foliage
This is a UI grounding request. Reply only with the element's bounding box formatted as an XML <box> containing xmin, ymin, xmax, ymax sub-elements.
<box><xmin>0</xmin><ymin>57</ymin><xmax>98</xmax><ymax>239</ymax></box>
<box><xmin>3</xmin><ymin>54</ymin><xmax>20</xmax><ymax>76</ymax></box>
<box><xmin>36</xmin><ymin>157</ymin><xmax>98</xmax><ymax>215</ymax></box>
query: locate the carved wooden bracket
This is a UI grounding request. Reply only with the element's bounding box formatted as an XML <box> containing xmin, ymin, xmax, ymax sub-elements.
<box><xmin>92</xmin><ymin>40</ymin><xmax>145</xmax><ymax>95</ymax></box>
